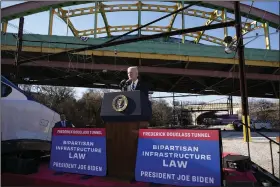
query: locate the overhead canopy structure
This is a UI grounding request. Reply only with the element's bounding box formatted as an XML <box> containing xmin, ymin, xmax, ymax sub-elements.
<box><xmin>1</xmin><ymin>1</ymin><xmax>279</xmax><ymax>99</ymax></box>
<box><xmin>2</xmin><ymin>1</ymin><xmax>279</xmax><ymax>28</ymax></box>
<box><xmin>1</xmin><ymin>1</ymin><xmax>279</xmax><ymax>47</ymax></box>
<box><xmin>2</xmin><ymin>32</ymin><xmax>279</xmax><ymax>98</ymax></box>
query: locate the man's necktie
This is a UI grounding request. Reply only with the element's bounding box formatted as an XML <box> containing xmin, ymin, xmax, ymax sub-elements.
<box><xmin>132</xmin><ymin>82</ymin><xmax>135</xmax><ymax>90</ymax></box>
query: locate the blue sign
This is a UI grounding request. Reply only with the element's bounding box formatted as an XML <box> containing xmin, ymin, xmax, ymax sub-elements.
<box><xmin>135</xmin><ymin>129</ymin><xmax>222</xmax><ymax>186</ymax></box>
<box><xmin>50</xmin><ymin>128</ymin><xmax>106</xmax><ymax>176</ymax></box>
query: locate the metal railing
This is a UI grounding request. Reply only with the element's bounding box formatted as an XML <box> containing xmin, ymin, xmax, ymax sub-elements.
<box><xmin>238</xmin><ymin>121</ymin><xmax>280</xmax><ymax>180</ymax></box>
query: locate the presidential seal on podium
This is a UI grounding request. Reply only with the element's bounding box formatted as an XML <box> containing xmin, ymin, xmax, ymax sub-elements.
<box><xmin>112</xmin><ymin>95</ymin><xmax>128</xmax><ymax>112</ymax></box>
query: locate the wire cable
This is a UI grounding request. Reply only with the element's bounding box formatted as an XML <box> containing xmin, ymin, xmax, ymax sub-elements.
<box><xmin>3</xmin><ymin>2</ymin><xmax>278</xmax><ymax>100</ymax></box>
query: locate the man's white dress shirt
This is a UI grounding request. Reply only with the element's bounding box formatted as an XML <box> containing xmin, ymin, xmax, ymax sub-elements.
<box><xmin>127</xmin><ymin>79</ymin><xmax>138</xmax><ymax>91</ymax></box>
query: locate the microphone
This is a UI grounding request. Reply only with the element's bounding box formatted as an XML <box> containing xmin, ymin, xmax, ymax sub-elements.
<box><xmin>119</xmin><ymin>79</ymin><xmax>132</xmax><ymax>91</ymax></box>
<box><xmin>125</xmin><ymin>79</ymin><xmax>132</xmax><ymax>85</ymax></box>
<box><xmin>119</xmin><ymin>79</ymin><xmax>126</xmax><ymax>88</ymax></box>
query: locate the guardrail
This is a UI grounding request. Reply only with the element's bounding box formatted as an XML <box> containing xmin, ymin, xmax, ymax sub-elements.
<box><xmin>184</xmin><ymin>103</ymin><xmax>240</xmax><ymax>111</ymax></box>
<box><xmin>239</xmin><ymin>121</ymin><xmax>280</xmax><ymax>182</ymax></box>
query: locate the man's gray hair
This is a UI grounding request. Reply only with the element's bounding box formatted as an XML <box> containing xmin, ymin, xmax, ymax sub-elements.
<box><xmin>127</xmin><ymin>66</ymin><xmax>138</xmax><ymax>73</ymax></box>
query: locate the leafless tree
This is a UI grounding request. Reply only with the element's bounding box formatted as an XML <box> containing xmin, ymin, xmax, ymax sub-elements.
<box><xmin>249</xmin><ymin>99</ymin><xmax>279</xmax><ymax>128</ymax></box>
<box><xmin>150</xmin><ymin>99</ymin><xmax>172</xmax><ymax>127</ymax></box>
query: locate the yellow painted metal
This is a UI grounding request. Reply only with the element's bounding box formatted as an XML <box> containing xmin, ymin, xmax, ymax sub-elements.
<box><xmin>60</xmin><ymin>3</ymin><xmax>225</xmax><ymax>22</ymax></box>
<box><xmin>264</xmin><ymin>22</ymin><xmax>271</xmax><ymax>50</ymax></box>
<box><xmin>173</xmin><ymin>27</ymin><xmax>224</xmax><ymax>45</ymax></box>
<box><xmin>66</xmin><ymin>8</ymin><xmax>70</xmax><ymax>36</ymax></box>
<box><xmin>94</xmin><ymin>1</ymin><xmax>98</xmax><ymax>38</ymax></box>
<box><xmin>181</xmin><ymin>1</ymin><xmax>185</xmax><ymax>43</ymax></box>
<box><xmin>48</xmin><ymin>8</ymin><xmax>54</xmax><ymax>35</ymax></box>
<box><xmin>54</xmin><ymin>8</ymin><xmax>78</xmax><ymax>36</ymax></box>
<box><xmin>194</xmin><ymin>10</ymin><xmax>221</xmax><ymax>44</ymax></box>
<box><xmin>233</xmin><ymin>21</ymin><xmax>264</xmax><ymax>41</ymax></box>
<box><xmin>62</xmin><ymin>3</ymin><xmax>177</xmax><ymax>17</ymax></box>
<box><xmin>167</xmin><ymin>3</ymin><xmax>179</xmax><ymax>33</ymax></box>
<box><xmin>2</xmin><ymin>45</ymin><xmax>278</xmax><ymax>68</ymax></box>
<box><xmin>59</xmin><ymin>3</ymin><xmax>263</xmax><ymax>27</ymax></box>
<box><xmin>222</xmin><ymin>9</ymin><xmax>228</xmax><ymax>39</ymax></box>
<box><xmin>55</xmin><ymin>3</ymin><xmax>264</xmax><ymax>45</ymax></box>
<box><xmin>137</xmin><ymin>1</ymin><xmax>142</xmax><ymax>37</ymax></box>
<box><xmin>77</xmin><ymin>25</ymin><xmax>224</xmax><ymax>45</ymax></box>
<box><xmin>1</xmin><ymin>21</ymin><xmax>8</xmax><ymax>33</ymax></box>
<box><xmin>242</xmin><ymin>115</ymin><xmax>252</xmax><ymax>142</ymax></box>
<box><xmin>99</xmin><ymin>2</ymin><xmax>111</xmax><ymax>37</ymax></box>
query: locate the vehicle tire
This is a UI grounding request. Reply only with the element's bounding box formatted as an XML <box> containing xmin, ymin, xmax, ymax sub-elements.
<box><xmin>233</xmin><ymin>124</ymin><xmax>239</xmax><ymax>131</ymax></box>
<box><xmin>237</xmin><ymin>125</ymin><xmax>243</xmax><ymax>131</ymax></box>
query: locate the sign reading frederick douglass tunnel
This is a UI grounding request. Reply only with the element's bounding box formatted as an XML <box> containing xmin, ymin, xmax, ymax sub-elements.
<box><xmin>135</xmin><ymin>129</ymin><xmax>222</xmax><ymax>186</ymax></box>
<box><xmin>50</xmin><ymin>128</ymin><xmax>106</xmax><ymax>176</ymax></box>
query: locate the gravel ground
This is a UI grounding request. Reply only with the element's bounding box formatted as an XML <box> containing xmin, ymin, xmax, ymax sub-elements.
<box><xmin>222</xmin><ymin>139</ymin><xmax>280</xmax><ymax>178</ymax></box>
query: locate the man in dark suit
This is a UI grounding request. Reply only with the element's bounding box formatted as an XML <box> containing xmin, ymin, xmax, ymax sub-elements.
<box><xmin>124</xmin><ymin>66</ymin><xmax>152</xmax><ymax>125</ymax></box>
<box><xmin>54</xmin><ymin>113</ymin><xmax>75</xmax><ymax>128</ymax></box>
<box><xmin>124</xmin><ymin>66</ymin><xmax>149</xmax><ymax>97</ymax></box>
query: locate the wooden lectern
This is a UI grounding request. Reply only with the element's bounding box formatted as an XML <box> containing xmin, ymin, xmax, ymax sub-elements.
<box><xmin>100</xmin><ymin>90</ymin><xmax>152</xmax><ymax>180</ymax></box>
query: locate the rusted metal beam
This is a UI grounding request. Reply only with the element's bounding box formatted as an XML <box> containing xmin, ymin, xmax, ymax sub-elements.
<box><xmin>2</xmin><ymin>59</ymin><xmax>279</xmax><ymax>81</ymax></box>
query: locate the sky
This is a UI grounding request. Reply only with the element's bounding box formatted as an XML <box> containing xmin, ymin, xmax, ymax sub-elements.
<box><xmin>1</xmin><ymin>1</ymin><xmax>280</xmax><ymax>105</ymax></box>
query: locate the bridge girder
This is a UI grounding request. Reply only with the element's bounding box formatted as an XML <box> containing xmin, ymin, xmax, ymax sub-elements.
<box><xmin>2</xmin><ymin>59</ymin><xmax>279</xmax><ymax>82</ymax></box>
<box><xmin>77</xmin><ymin>25</ymin><xmax>225</xmax><ymax>45</ymax></box>
<box><xmin>194</xmin><ymin>10</ymin><xmax>220</xmax><ymax>44</ymax></box>
<box><xmin>54</xmin><ymin>8</ymin><xmax>78</xmax><ymax>36</ymax></box>
<box><xmin>1</xmin><ymin>2</ymin><xmax>278</xmax><ymax>47</ymax></box>
<box><xmin>99</xmin><ymin>2</ymin><xmax>111</xmax><ymax>37</ymax></box>
<box><xmin>56</xmin><ymin>3</ymin><xmax>266</xmax><ymax>45</ymax></box>
<box><xmin>167</xmin><ymin>3</ymin><xmax>179</xmax><ymax>32</ymax></box>
<box><xmin>2</xmin><ymin>1</ymin><xmax>279</xmax><ymax>29</ymax></box>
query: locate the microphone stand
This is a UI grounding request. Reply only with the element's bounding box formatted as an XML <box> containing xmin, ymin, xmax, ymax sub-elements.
<box><xmin>119</xmin><ymin>80</ymin><xmax>126</xmax><ymax>91</ymax></box>
<box><xmin>119</xmin><ymin>79</ymin><xmax>131</xmax><ymax>92</ymax></box>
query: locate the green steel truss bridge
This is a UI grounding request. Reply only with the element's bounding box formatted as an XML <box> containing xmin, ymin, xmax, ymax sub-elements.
<box><xmin>1</xmin><ymin>1</ymin><xmax>280</xmax><ymax>98</ymax></box>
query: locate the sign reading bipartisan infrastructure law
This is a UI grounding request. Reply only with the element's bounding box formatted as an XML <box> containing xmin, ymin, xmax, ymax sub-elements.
<box><xmin>135</xmin><ymin>129</ymin><xmax>222</xmax><ymax>186</ymax></box>
<box><xmin>50</xmin><ymin>128</ymin><xmax>106</xmax><ymax>176</ymax></box>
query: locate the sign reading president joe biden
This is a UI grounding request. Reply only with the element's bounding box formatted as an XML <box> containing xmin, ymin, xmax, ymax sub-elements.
<box><xmin>135</xmin><ymin>129</ymin><xmax>222</xmax><ymax>186</ymax></box>
<box><xmin>50</xmin><ymin>128</ymin><xmax>106</xmax><ymax>176</ymax></box>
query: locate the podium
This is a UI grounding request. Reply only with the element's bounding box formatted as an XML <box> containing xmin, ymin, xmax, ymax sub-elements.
<box><xmin>100</xmin><ymin>90</ymin><xmax>152</xmax><ymax>180</ymax></box>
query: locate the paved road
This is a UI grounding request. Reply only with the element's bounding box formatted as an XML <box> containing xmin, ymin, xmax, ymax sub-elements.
<box><xmin>208</xmin><ymin>125</ymin><xmax>279</xmax><ymax>140</ymax></box>
<box><xmin>221</xmin><ymin>130</ymin><xmax>279</xmax><ymax>141</ymax></box>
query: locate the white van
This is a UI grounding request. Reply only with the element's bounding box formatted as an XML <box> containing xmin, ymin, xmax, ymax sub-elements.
<box><xmin>252</xmin><ymin>120</ymin><xmax>272</xmax><ymax>130</ymax></box>
<box><xmin>232</xmin><ymin>120</ymin><xmax>272</xmax><ymax>131</ymax></box>
<box><xmin>1</xmin><ymin>76</ymin><xmax>60</xmax><ymax>154</ymax></box>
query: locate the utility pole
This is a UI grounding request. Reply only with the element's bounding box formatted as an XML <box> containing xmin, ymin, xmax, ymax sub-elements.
<box><xmin>227</xmin><ymin>96</ymin><xmax>230</xmax><ymax>115</ymax></box>
<box><xmin>234</xmin><ymin>2</ymin><xmax>251</xmax><ymax>158</ymax></box>
<box><xmin>14</xmin><ymin>17</ymin><xmax>24</xmax><ymax>84</ymax></box>
<box><xmin>229</xmin><ymin>95</ymin><xmax>233</xmax><ymax>115</ymax></box>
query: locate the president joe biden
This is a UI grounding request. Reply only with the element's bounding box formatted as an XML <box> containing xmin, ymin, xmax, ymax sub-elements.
<box><xmin>125</xmin><ymin>66</ymin><xmax>149</xmax><ymax>97</ymax></box>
